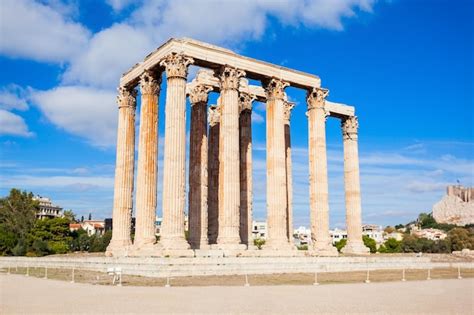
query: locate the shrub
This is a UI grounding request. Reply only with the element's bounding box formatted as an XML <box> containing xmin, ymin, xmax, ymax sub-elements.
<box><xmin>363</xmin><ymin>235</ymin><xmax>377</xmax><ymax>253</ymax></box>
<box><xmin>334</xmin><ymin>239</ymin><xmax>347</xmax><ymax>252</ymax></box>
<box><xmin>254</xmin><ymin>238</ymin><xmax>265</xmax><ymax>250</ymax></box>
<box><xmin>48</xmin><ymin>241</ymin><xmax>69</xmax><ymax>254</ymax></box>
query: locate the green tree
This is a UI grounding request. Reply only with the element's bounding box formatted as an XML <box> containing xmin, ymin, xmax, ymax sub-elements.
<box><xmin>449</xmin><ymin>228</ymin><xmax>474</xmax><ymax>251</ymax></box>
<box><xmin>362</xmin><ymin>235</ymin><xmax>377</xmax><ymax>253</ymax></box>
<box><xmin>418</xmin><ymin>213</ymin><xmax>436</xmax><ymax>229</ymax></box>
<box><xmin>63</xmin><ymin>210</ymin><xmax>76</xmax><ymax>223</ymax></box>
<box><xmin>89</xmin><ymin>231</ymin><xmax>112</xmax><ymax>252</ymax></box>
<box><xmin>27</xmin><ymin>217</ymin><xmax>72</xmax><ymax>255</ymax></box>
<box><xmin>334</xmin><ymin>238</ymin><xmax>347</xmax><ymax>252</ymax></box>
<box><xmin>378</xmin><ymin>238</ymin><xmax>402</xmax><ymax>253</ymax></box>
<box><xmin>0</xmin><ymin>189</ymin><xmax>38</xmax><ymax>255</ymax></box>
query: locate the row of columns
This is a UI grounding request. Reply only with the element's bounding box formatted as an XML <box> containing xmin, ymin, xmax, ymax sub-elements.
<box><xmin>106</xmin><ymin>52</ymin><xmax>367</xmax><ymax>256</ymax></box>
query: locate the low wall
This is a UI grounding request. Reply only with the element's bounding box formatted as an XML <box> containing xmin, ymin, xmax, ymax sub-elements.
<box><xmin>0</xmin><ymin>256</ymin><xmax>472</xmax><ymax>278</ymax></box>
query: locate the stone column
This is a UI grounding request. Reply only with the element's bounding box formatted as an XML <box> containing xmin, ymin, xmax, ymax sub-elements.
<box><xmin>207</xmin><ymin>104</ymin><xmax>220</xmax><ymax>244</ymax></box>
<box><xmin>283</xmin><ymin>101</ymin><xmax>295</xmax><ymax>243</ymax></box>
<box><xmin>106</xmin><ymin>86</ymin><xmax>137</xmax><ymax>257</ymax></box>
<box><xmin>133</xmin><ymin>70</ymin><xmax>161</xmax><ymax>251</ymax></box>
<box><xmin>264</xmin><ymin>78</ymin><xmax>293</xmax><ymax>250</ymax></box>
<box><xmin>307</xmin><ymin>87</ymin><xmax>337</xmax><ymax>256</ymax></box>
<box><xmin>159</xmin><ymin>53</ymin><xmax>194</xmax><ymax>250</ymax></box>
<box><xmin>341</xmin><ymin>116</ymin><xmax>369</xmax><ymax>255</ymax></box>
<box><xmin>215</xmin><ymin>66</ymin><xmax>246</xmax><ymax>249</ymax></box>
<box><xmin>239</xmin><ymin>93</ymin><xmax>253</xmax><ymax>246</ymax></box>
<box><xmin>188</xmin><ymin>84</ymin><xmax>213</xmax><ymax>249</ymax></box>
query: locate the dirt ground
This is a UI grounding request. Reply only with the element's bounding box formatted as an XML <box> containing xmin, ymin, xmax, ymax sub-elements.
<box><xmin>1</xmin><ymin>274</ymin><xmax>473</xmax><ymax>314</ymax></box>
<box><xmin>2</xmin><ymin>266</ymin><xmax>472</xmax><ymax>287</ymax></box>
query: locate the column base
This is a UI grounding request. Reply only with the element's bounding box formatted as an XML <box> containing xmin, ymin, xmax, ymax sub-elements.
<box><xmin>189</xmin><ymin>241</ymin><xmax>211</xmax><ymax>250</ymax></box>
<box><xmin>160</xmin><ymin>236</ymin><xmax>191</xmax><ymax>250</ymax></box>
<box><xmin>341</xmin><ymin>241</ymin><xmax>370</xmax><ymax>255</ymax></box>
<box><xmin>310</xmin><ymin>241</ymin><xmax>339</xmax><ymax>256</ymax></box>
<box><xmin>129</xmin><ymin>243</ymin><xmax>163</xmax><ymax>257</ymax></box>
<box><xmin>263</xmin><ymin>239</ymin><xmax>295</xmax><ymax>251</ymax></box>
<box><xmin>211</xmin><ymin>243</ymin><xmax>247</xmax><ymax>250</ymax></box>
<box><xmin>105</xmin><ymin>239</ymin><xmax>132</xmax><ymax>257</ymax></box>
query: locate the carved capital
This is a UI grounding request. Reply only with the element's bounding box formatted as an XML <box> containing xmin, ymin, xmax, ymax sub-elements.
<box><xmin>307</xmin><ymin>87</ymin><xmax>329</xmax><ymax>111</ymax></box>
<box><xmin>263</xmin><ymin>78</ymin><xmax>289</xmax><ymax>100</ymax></box>
<box><xmin>216</xmin><ymin>66</ymin><xmax>245</xmax><ymax>91</ymax></box>
<box><xmin>160</xmin><ymin>52</ymin><xmax>194</xmax><ymax>79</ymax></box>
<box><xmin>208</xmin><ymin>105</ymin><xmax>221</xmax><ymax>127</ymax></box>
<box><xmin>283</xmin><ymin>101</ymin><xmax>295</xmax><ymax>124</ymax></box>
<box><xmin>342</xmin><ymin>116</ymin><xmax>359</xmax><ymax>140</ymax></box>
<box><xmin>117</xmin><ymin>86</ymin><xmax>137</xmax><ymax>109</ymax></box>
<box><xmin>189</xmin><ymin>84</ymin><xmax>213</xmax><ymax>105</ymax></box>
<box><xmin>239</xmin><ymin>93</ymin><xmax>254</xmax><ymax>113</ymax></box>
<box><xmin>139</xmin><ymin>70</ymin><xmax>161</xmax><ymax>95</ymax></box>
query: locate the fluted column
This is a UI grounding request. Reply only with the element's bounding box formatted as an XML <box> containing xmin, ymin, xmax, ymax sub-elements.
<box><xmin>188</xmin><ymin>84</ymin><xmax>213</xmax><ymax>249</ymax></box>
<box><xmin>215</xmin><ymin>66</ymin><xmax>246</xmax><ymax>249</ymax></box>
<box><xmin>160</xmin><ymin>53</ymin><xmax>194</xmax><ymax>250</ymax></box>
<box><xmin>264</xmin><ymin>78</ymin><xmax>293</xmax><ymax>250</ymax></box>
<box><xmin>341</xmin><ymin>116</ymin><xmax>369</xmax><ymax>255</ymax></box>
<box><xmin>106</xmin><ymin>87</ymin><xmax>137</xmax><ymax>256</ymax></box>
<box><xmin>133</xmin><ymin>71</ymin><xmax>161</xmax><ymax>250</ymax></box>
<box><xmin>284</xmin><ymin>101</ymin><xmax>294</xmax><ymax>243</ymax></box>
<box><xmin>307</xmin><ymin>87</ymin><xmax>337</xmax><ymax>255</ymax></box>
<box><xmin>239</xmin><ymin>93</ymin><xmax>253</xmax><ymax>246</ymax></box>
<box><xmin>207</xmin><ymin>104</ymin><xmax>220</xmax><ymax>244</ymax></box>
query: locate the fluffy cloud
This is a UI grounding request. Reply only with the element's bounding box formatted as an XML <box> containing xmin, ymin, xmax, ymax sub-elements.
<box><xmin>0</xmin><ymin>109</ymin><xmax>34</xmax><ymax>137</ymax></box>
<box><xmin>0</xmin><ymin>0</ymin><xmax>90</xmax><ymax>62</ymax></box>
<box><xmin>30</xmin><ymin>86</ymin><xmax>117</xmax><ymax>147</ymax></box>
<box><xmin>105</xmin><ymin>0</ymin><xmax>136</xmax><ymax>12</ymax></box>
<box><xmin>0</xmin><ymin>85</ymin><xmax>29</xmax><ymax>111</ymax></box>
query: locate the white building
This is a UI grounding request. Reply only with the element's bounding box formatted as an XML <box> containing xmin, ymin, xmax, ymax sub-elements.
<box><xmin>252</xmin><ymin>221</ymin><xmax>267</xmax><ymax>239</ymax></box>
<box><xmin>293</xmin><ymin>226</ymin><xmax>312</xmax><ymax>245</ymax></box>
<box><xmin>69</xmin><ymin>220</ymin><xmax>105</xmax><ymax>236</ymax></box>
<box><xmin>33</xmin><ymin>196</ymin><xmax>63</xmax><ymax>219</ymax></box>
<box><xmin>411</xmin><ymin>227</ymin><xmax>447</xmax><ymax>241</ymax></box>
<box><xmin>330</xmin><ymin>228</ymin><xmax>347</xmax><ymax>244</ymax></box>
<box><xmin>362</xmin><ymin>224</ymin><xmax>384</xmax><ymax>244</ymax></box>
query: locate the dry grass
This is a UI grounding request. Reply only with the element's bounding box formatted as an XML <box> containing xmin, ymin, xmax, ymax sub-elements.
<box><xmin>2</xmin><ymin>266</ymin><xmax>473</xmax><ymax>287</ymax></box>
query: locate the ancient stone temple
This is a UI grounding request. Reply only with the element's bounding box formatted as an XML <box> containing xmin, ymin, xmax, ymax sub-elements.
<box><xmin>106</xmin><ymin>38</ymin><xmax>368</xmax><ymax>257</ymax></box>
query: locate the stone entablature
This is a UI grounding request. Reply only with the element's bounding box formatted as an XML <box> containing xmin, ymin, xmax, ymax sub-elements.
<box><xmin>107</xmin><ymin>37</ymin><xmax>368</xmax><ymax>257</ymax></box>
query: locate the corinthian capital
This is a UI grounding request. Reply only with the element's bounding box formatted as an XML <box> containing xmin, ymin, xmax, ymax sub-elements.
<box><xmin>307</xmin><ymin>87</ymin><xmax>329</xmax><ymax>111</ymax></box>
<box><xmin>239</xmin><ymin>93</ymin><xmax>254</xmax><ymax>113</ymax></box>
<box><xmin>139</xmin><ymin>70</ymin><xmax>161</xmax><ymax>95</ymax></box>
<box><xmin>216</xmin><ymin>66</ymin><xmax>245</xmax><ymax>91</ymax></box>
<box><xmin>208</xmin><ymin>105</ymin><xmax>221</xmax><ymax>126</ymax></box>
<box><xmin>117</xmin><ymin>86</ymin><xmax>137</xmax><ymax>109</ymax></box>
<box><xmin>160</xmin><ymin>52</ymin><xmax>194</xmax><ymax>79</ymax></box>
<box><xmin>342</xmin><ymin>116</ymin><xmax>359</xmax><ymax>140</ymax></box>
<box><xmin>189</xmin><ymin>84</ymin><xmax>213</xmax><ymax>105</ymax></box>
<box><xmin>263</xmin><ymin>78</ymin><xmax>289</xmax><ymax>100</ymax></box>
<box><xmin>283</xmin><ymin>101</ymin><xmax>295</xmax><ymax>124</ymax></box>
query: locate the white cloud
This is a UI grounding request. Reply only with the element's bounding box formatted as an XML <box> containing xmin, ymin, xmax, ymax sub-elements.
<box><xmin>0</xmin><ymin>109</ymin><xmax>34</xmax><ymax>137</ymax></box>
<box><xmin>0</xmin><ymin>85</ymin><xmax>29</xmax><ymax>111</ymax></box>
<box><xmin>105</xmin><ymin>0</ymin><xmax>136</xmax><ymax>12</ymax></box>
<box><xmin>0</xmin><ymin>0</ymin><xmax>90</xmax><ymax>62</ymax></box>
<box><xmin>30</xmin><ymin>86</ymin><xmax>117</xmax><ymax>147</ymax></box>
<box><xmin>62</xmin><ymin>23</ymin><xmax>154</xmax><ymax>88</ymax></box>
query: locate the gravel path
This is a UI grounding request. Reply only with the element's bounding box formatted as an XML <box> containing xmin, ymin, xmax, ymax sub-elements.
<box><xmin>1</xmin><ymin>274</ymin><xmax>473</xmax><ymax>314</ymax></box>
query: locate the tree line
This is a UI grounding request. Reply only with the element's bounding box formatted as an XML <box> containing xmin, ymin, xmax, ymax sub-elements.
<box><xmin>0</xmin><ymin>189</ymin><xmax>111</xmax><ymax>256</ymax></box>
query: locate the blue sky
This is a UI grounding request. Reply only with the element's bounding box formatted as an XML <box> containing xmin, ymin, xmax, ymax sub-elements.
<box><xmin>0</xmin><ymin>0</ymin><xmax>472</xmax><ymax>228</ymax></box>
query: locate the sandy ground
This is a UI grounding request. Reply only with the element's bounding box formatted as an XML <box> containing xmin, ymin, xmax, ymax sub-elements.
<box><xmin>1</xmin><ymin>274</ymin><xmax>473</xmax><ymax>314</ymax></box>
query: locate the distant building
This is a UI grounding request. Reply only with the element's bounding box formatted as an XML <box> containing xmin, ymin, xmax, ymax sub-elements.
<box><xmin>411</xmin><ymin>227</ymin><xmax>447</xmax><ymax>241</ymax></box>
<box><xmin>294</xmin><ymin>226</ymin><xmax>312</xmax><ymax>245</ymax></box>
<box><xmin>384</xmin><ymin>231</ymin><xmax>403</xmax><ymax>241</ymax></box>
<box><xmin>330</xmin><ymin>228</ymin><xmax>347</xmax><ymax>244</ymax></box>
<box><xmin>252</xmin><ymin>221</ymin><xmax>267</xmax><ymax>239</ymax></box>
<box><xmin>362</xmin><ymin>224</ymin><xmax>384</xmax><ymax>244</ymax></box>
<box><xmin>70</xmin><ymin>220</ymin><xmax>105</xmax><ymax>236</ymax></box>
<box><xmin>33</xmin><ymin>196</ymin><xmax>63</xmax><ymax>219</ymax></box>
